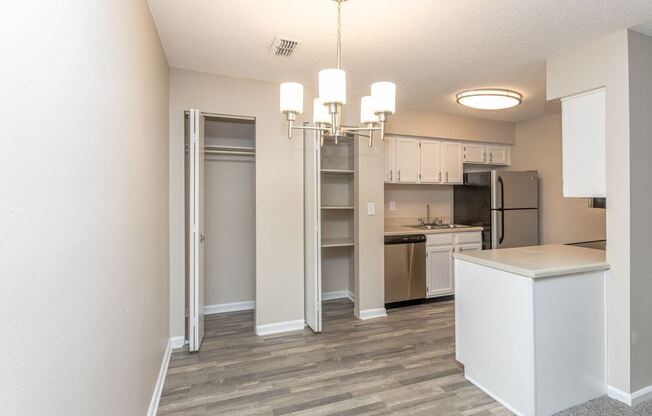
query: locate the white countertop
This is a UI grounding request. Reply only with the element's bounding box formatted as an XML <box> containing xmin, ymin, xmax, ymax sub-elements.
<box><xmin>384</xmin><ymin>225</ymin><xmax>483</xmax><ymax>236</ymax></box>
<box><xmin>453</xmin><ymin>244</ymin><xmax>609</xmax><ymax>278</ymax></box>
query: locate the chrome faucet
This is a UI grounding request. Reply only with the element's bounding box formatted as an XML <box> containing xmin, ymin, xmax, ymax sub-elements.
<box><xmin>426</xmin><ymin>204</ymin><xmax>430</xmax><ymax>225</ymax></box>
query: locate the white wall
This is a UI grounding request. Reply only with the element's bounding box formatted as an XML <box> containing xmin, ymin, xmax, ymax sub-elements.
<box><xmin>510</xmin><ymin>114</ymin><xmax>606</xmax><ymax>244</ymax></box>
<box><xmin>0</xmin><ymin>1</ymin><xmax>170</xmax><ymax>415</ymax></box>
<box><xmin>169</xmin><ymin>69</ymin><xmax>307</xmax><ymax>336</ymax></box>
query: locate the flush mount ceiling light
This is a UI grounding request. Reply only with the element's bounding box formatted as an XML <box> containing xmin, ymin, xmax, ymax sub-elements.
<box><xmin>456</xmin><ymin>89</ymin><xmax>522</xmax><ymax>110</ymax></box>
<box><xmin>279</xmin><ymin>0</ymin><xmax>396</xmax><ymax>146</ymax></box>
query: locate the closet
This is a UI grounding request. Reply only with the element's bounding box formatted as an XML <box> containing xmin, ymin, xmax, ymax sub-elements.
<box><xmin>185</xmin><ymin>109</ymin><xmax>255</xmax><ymax>351</ymax></box>
<box><xmin>304</xmin><ymin>129</ymin><xmax>356</xmax><ymax>332</ymax></box>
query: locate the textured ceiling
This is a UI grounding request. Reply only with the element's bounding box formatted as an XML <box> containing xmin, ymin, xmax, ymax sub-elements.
<box><xmin>147</xmin><ymin>0</ymin><xmax>652</xmax><ymax>122</ymax></box>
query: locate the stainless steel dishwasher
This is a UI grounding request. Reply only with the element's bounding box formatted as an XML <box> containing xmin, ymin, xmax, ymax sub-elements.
<box><xmin>384</xmin><ymin>234</ymin><xmax>427</xmax><ymax>303</ymax></box>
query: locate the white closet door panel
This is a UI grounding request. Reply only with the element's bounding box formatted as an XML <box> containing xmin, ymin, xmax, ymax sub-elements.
<box><xmin>304</xmin><ymin>129</ymin><xmax>322</xmax><ymax>333</ymax></box>
<box><xmin>420</xmin><ymin>140</ymin><xmax>441</xmax><ymax>183</ymax></box>
<box><xmin>396</xmin><ymin>138</ymin><xmax>420</xmax><ymax>183</ymax></box>
<box><xmin>189</xmin><ymin>108</ymin><xmax>205</xmax><ymax>352</ymax></box>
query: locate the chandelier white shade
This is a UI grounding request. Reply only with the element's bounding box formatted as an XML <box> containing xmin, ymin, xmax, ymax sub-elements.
<box><xmin>319</xmin><ymin>69</ymin><xmax>347</xmax><ymax>105</ymax></box>
<box><xmin>456</xmin><ymin>89</ymin><xmax>522</xmax><ymax>110</ymax></box>
<box><xmin>279</xmin><ymin>0</ymin><xmax>395</xmax><ymax>146</ymax></box>
<box><xmin>360</xmin><ymin>96</ymin><xmax>378</xmax><ymax>124</ymax></box>
<box><xmin>371</xmin><ymin>82</ymin><xmax>396</xmax><ymax>114</ymax></box>
<box><xmin>312</xmin><ymin>98</ymin><xmax>330</xmax><ymax>124</ymax></box>
<box><xmin>280</xmin><ymin>82</ymin><xmax>304</xmax><ymax>114</ymax></box>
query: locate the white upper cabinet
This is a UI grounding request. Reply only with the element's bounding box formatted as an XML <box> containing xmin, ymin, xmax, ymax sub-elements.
<box><xmin>561</xmin><ymin>88</ymin><xmax>606</xmax><ymax>198</ymax></box>
<box><xmin>395</xmin><ymin>137</ymin><xmax>420</xmax><ymax>183</ymax></box>
<box><xmin>442</xmin><ymin>142</ymin><xmax>463</xmax><ymax>184</ymax></box>
<box><xmin>419</xmin><ymin>140</ymin><xmax>442</xmax><ymax>183</ymax></box>
<box><xmin>463</xmin><ymin>143</ymin><xmax>486</xmax><ymax>164</ymax></box>
<box><xmin>487</xmin><ymin>145</ymin><xmax>509</xmax><ymax>165</ymax></box>
<box><xmin>383</xmin><ymin>137</ymin><xmax>395</xmax><ymax>183</ymax></box>
<box><xmin>463</xmin><ymin>143</ymin><xmax>510</xmax><ymax>165</ymax></box>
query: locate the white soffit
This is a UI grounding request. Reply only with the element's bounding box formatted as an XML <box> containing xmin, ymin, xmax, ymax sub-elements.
<box><xmin>148</xmin><ymin>0</ymin><xmax>652</xmax><ymax>122</ymax></box>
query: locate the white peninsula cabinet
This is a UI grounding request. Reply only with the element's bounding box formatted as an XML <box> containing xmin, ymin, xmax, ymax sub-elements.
<box><xmin>384</xmin><ymin>136</ymin><xmax>463</xmax><ymax>185</ymax></box>
<box><xmin>454</xmin><ymin>245</ymin><xmax>609</xmax><ymax>416</ymax></box>
<box><xmin>561</xmin><ymin>88</ymin><xmax>606</xmax><ymax>197</ymax></box>
<box><xmin>426</xmin><ymin>231</ymin><xmax>481</xmax><ymax>297</ymax></box>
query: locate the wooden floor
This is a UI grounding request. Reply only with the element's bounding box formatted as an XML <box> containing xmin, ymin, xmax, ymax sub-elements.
<box><xmin>158</xmin><ymin>299</ymin><xmax>510</xmax><ymax>416</ymax></box>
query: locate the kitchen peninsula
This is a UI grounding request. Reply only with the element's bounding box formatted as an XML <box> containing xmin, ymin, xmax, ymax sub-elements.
<box><xmin>453</xmin><ymin>244</ymin><xmax>609</xmax><ymax>416</ymax></box>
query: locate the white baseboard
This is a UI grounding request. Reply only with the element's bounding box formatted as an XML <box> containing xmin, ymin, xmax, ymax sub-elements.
<box><xmin>170</xmin><ymin>335</ymin><xmax>185</xmax><ymax>349</ymax></box>
<box><xmin>204</xmin><ymin>300</ymin><xmax>255</xmax><ymax>315</ymax></box>
<box><xmin>609</xmin><ymin>384</ymin><xmax>652</xmax><ymax>406</ymax></box>
<box><xmin>322</xmin><ymin>290</ymin><xmax>355</xmax><ymax>302</ymax></box>
<box><xmin>255</xmin><ymin>319</ymin><xmax>305</xmax><ymax>336</ymax></box>
<box><xmin>147</xmin><ymin>338</ymin><xmax>173</xmax><ymax>416</ymax></box>
<box><xmin>356</xmin><ymin>307</ymin><xmax>387</xmax><ymax>320</ymax></box>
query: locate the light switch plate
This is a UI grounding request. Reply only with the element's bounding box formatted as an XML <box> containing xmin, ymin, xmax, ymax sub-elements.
<box><xmin>389</xmin><ymin>201</ymin><xmax>396</xmax><ymax>211</ymax></box>
<box><xmin>367</xmin><ymin>202</ymin><xmax>376</xmax><ymax>216</ymax></box>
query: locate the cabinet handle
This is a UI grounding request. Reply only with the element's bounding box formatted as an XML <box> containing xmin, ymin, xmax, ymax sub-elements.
<box><xmin>445</xmin><ymin>171</ymin><xmax>449</xmax><ymax>182</ymax></box>
<box><xmin>483</xmin><ymin>152</ymin><xmax>486</xmax><ymax>161</ymax></box>
<box><xmin>398</xmin><ymin>170</ymin><xmax>401</xmax><ymax>182</ymax></box>
<box><xmin>390</xmin><ymin>170</ymin><xmax>393</xmax><ymax>182</ymax></box>
<box><xmin>489</xmin><ymin>153</ymin><xmax>493</xmax><ymax>162</ymax></box>
<box><xmin>438</xmin><ymin>172</ymin><xmax>441</xmax><ymax>182</ymax></box>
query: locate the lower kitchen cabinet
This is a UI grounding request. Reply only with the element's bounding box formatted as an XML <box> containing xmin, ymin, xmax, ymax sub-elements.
<box><xmin>426</xmin><ymin>231</ymin><xmax>482</xmax><ymax>298</ymax></box>
<box><xmin>426</xmin><ymin>246</ymin><xmax>454</xmax><ymax>297</ymax></box>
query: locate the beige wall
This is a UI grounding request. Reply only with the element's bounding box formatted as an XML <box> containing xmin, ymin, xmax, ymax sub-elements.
<box><xmin>387</xmin><ymin>108</ymin><xmax>515</xmax><ymax>144</ymax></box>
<box><xmin>384</xmin><ymin>185</ymin><xmax>453</xmax><ymax>223</ymax></box>
<box><xmin>547</xmin><ymin>30</ymin><xmax>633</xmax><ymax>394</ymax></box>
<box><xmin>169</xmin><ymin>69</ymin><xmax>308</xmax><ymax>335</ymax></box>
<box><xmin>510</xmin><ymin>114</ymin><xmax>606</xmax><ymax>244</ymax></box>
<box><xmin>0</xmin><ymin>1</ymin><xmax>170</xmax><ymax>414</ymax></box>
<box><xmin>628</xmin><ymin>30</ymin><xmax>652</xmax><ymax>393</ymax></box>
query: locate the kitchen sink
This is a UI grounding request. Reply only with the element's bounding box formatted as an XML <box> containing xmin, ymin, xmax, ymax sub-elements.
<box><xmin>408</xmin><ymin>224</ymin><xmax>470</xmax><ymax>230</ymax></box>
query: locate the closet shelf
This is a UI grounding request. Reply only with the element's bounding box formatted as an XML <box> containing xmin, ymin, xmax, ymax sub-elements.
<box><xmin>321</xmin><ymin>169</ymin><xmax>354</xmax><ymax>175</ymax></box>
<box><xmin>321</xmin><ymin>205</ymin><xmax>354</xmax><ymax>210</ymax></box>
<box><xmin>321</xmin><ymin>238</ymin><xmax>354</xmax><ymax>248</ymax></box>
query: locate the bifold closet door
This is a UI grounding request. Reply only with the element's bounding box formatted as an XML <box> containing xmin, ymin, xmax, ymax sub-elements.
<box><xmin>304</xmin><ymin>129</ymin><xmax>322</xmax><ymax>332</ymax></box>
<box><xmin>189</xmin><ymin>109</ymin><xmax>205</xmax><ymax>351</ymax></box>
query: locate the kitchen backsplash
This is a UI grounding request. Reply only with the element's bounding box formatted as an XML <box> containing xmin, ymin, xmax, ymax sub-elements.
<box><xmin>384</xmin><ymin>184</ymin><xmax>453</xmax><ymax>224</ymax></box>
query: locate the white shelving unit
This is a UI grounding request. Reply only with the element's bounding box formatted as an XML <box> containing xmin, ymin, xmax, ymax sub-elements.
<box><xmin>304</xmin><ymin>130</ymin><xmax>355</xmax><ymax>333</ymax></box>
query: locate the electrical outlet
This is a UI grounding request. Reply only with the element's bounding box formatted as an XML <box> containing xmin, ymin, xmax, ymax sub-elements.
<box><xmin>367</xmin><ymin>202</ymin><xmax>376</xmax><ymax>216</ymax></box>
<box><xmin>389</xmin><ymin>201</ymin><xmax>396</xmax><ymax>211</ymax></box>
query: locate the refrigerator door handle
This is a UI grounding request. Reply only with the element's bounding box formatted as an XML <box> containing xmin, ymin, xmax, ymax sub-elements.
<box><xmin>498</xmin><ymin>176</ymin><xmax>505</xmax><ymax>244</ymax></box>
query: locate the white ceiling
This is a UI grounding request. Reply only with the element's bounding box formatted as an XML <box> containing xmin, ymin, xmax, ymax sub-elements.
<box><xmin>148</xmin><ymin>0</ymin><xmax>652</xmax><ymax>122</ymax></box>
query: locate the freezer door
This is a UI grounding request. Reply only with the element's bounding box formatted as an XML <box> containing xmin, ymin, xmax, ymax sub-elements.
<box><xmin>491</xmin><ymin>209</ymin><xmax>539</xmax><ymax>248</ymax></box>
<box><xmin>491</xmin><ymin>171</ymin><xmax>538</xmax><ymax>209</ymax></box>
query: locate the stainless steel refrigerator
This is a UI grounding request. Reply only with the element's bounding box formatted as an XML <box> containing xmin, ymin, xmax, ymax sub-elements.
<box><xmin>454</xmin><ymin>171</ymin><xmax>539</xmax><ymax>249</ymax></box>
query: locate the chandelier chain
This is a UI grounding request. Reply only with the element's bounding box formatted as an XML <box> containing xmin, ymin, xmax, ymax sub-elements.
<box><xmin>336</xmin><ymin>0</ymin><xmax>342</xmax><ymax>69</ymax></box>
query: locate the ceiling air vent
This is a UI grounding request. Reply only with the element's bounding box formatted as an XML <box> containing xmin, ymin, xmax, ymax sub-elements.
<box><xmin>270</xmin><ymin>36</ymin><xmax>300</xmax><ymax>57</ymax></box>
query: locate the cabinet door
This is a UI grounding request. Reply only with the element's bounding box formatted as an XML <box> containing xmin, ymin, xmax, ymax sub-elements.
<box><xmin>463</xmin><ymin>143</ymin><xmax>486</xmax><ymax>164</ymax></box>
<box><xmin>442</xmin><ymin>142</ymin><xmax>463</xmax><ymax>184</ymax></box>
<box><xmin>395</xmin><ymin>137</ymin><xmax>420</xmax><ymax>183</ymax></box>
<box><xmin>426</xmin><ymin>246</ymin><xmax>454</xmax><ymax>297</ymax></box>
<box><xmin>419</xmin><ymin>140</ymin><xmax>441</xmax><ymax>183</ymax></box>
<box><xmin>487</xmin><ymin>145</ymin><xmax>509</xmax><ymax>165</ymax></box>
<box><xmin>384</xmin><ymin>137</ymin><xmax>396</xmax><ymax>183</ymax></box>
<box><xmin>561</xmin><ymin>89</ymin><xmax>606</xmax><ymax>197</ymax></box>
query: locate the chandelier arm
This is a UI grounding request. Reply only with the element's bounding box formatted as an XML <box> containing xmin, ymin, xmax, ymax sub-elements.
<box><xmin>291</xmin><ymin>125</ymin><xmax>330</xmax><ymax>132</ymax></box>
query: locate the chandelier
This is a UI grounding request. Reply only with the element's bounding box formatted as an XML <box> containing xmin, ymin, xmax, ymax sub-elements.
<box><xmin>279</xmin><ymin>0</ymin><xmax>396</xmax><ymax>146</ymax></box>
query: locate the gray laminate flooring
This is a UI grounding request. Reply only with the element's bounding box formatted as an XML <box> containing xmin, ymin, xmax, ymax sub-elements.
<box><xmin>158</xmin><ymin>299</ymin><xmax>650</xmax><ymax>415</ymax></box>
<box><xmin>158</xmin><ymin>299</ymin><xmax>509</xmax><ymax>415</ymax></box>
